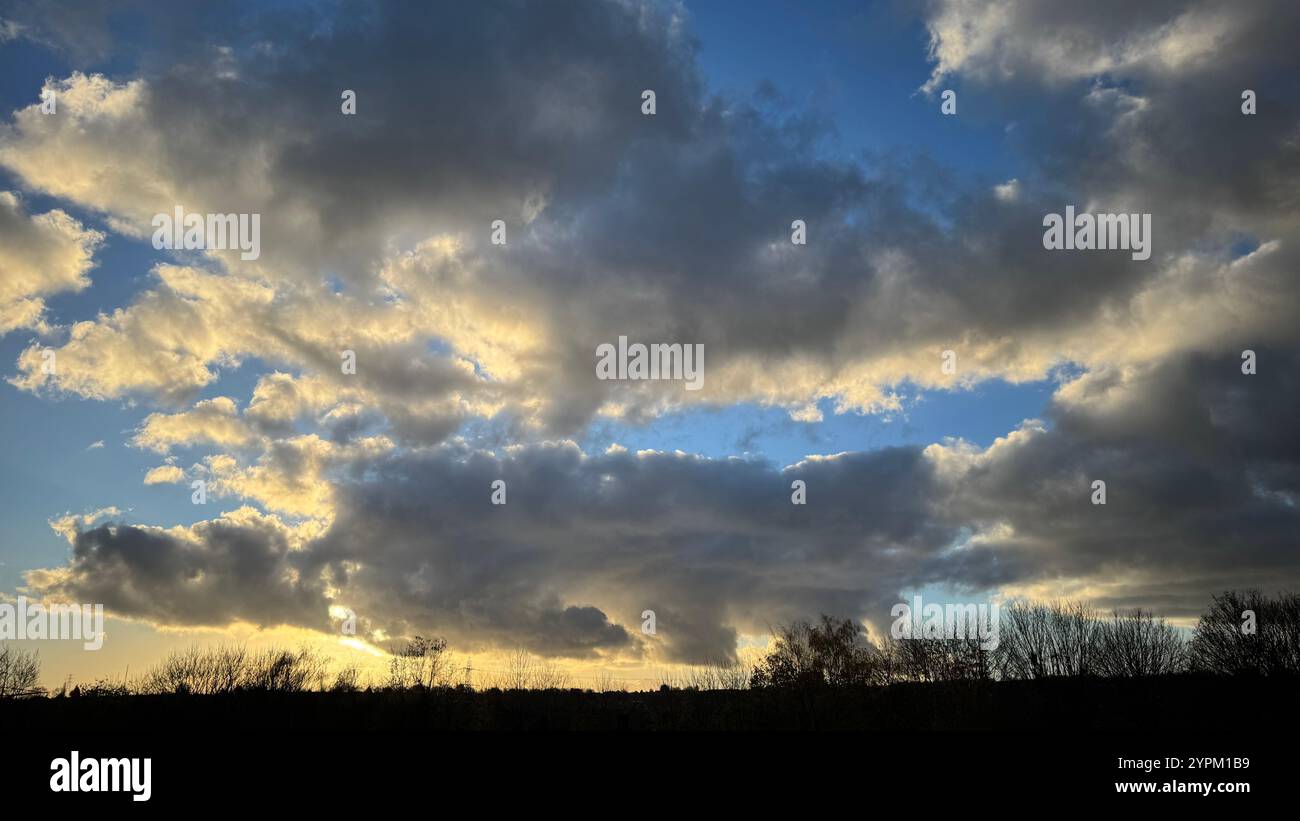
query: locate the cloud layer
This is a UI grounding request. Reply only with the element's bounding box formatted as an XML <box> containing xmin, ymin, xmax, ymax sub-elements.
<box><xmin>4</xmin><ymin>0</ymin><xmax>1299</xmax><ymax>662</ymax></box>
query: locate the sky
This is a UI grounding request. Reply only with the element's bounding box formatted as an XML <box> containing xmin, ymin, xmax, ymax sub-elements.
<box><xmin>0</xmin><ymin>0</ymin><xmax>1298</xmax><ymax>690</ymax></box>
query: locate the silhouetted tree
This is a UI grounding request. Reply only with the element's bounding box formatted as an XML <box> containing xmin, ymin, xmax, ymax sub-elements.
<box><xmin>0</xmin><ymin>645</ymin><xmax>42</xmax><ymax>698</ymax></box>
<box><xmin>387</xmin><ymin>636</ymin><xmax>452</xmax><ymax>688</ymax></box>
<box><xmin>1093</xmin><ymin>609</ymin><xmax>1186</xmax><ymax>677</ymax></box>
<box><xmin>495</xmin><ymin>648</ymin><xmax>570</xmax><ymax>690</ymax></box>
<box><xmin>995</xmin><ymin>600</ymin><xmax>1100</xmax><ymax>679</ymax></box>
<box><xmin>750</xmin><ymin>615</ymin><xmax>881</xmax><ymax>687</ymax></box>
<box><xmin>1189</xmin><ymin>590</ymin><xmax>1300</xmax><ymax>675</ymax></box>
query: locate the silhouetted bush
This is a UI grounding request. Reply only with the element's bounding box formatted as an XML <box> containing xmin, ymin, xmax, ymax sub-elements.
<box><xmin>331</xmin><ymin>664</ymin><xmax>362</xmax><ymax>692</ymax></box>
<box><xmin>1189</xmin><ymin>590</ymin><xmax>1300</xmax><ymax>675</ymax></box>
<box><xmin>141</xmin><ymin>645</ymin><xmax>246</xmax><ymax>695</ymax></box>
<box><xmin>140</xmin><ymin>644</ymin><xmax>326</xmax><ymax>694</ymax></box>
<box><xmin>243</xmin><ymin>647</ymin><xmax>327</xmax><ymax>692</ymax></box>
<box><xmin>76</xmin><ymin>678</ymin><xmax>134</xmax><ymax>697</ymax></box>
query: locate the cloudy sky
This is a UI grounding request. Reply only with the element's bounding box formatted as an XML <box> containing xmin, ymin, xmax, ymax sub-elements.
<box><xmin>1</xmin><ymin>0</ymin><xmax>1298</xmax><ymax>688</ymax></box>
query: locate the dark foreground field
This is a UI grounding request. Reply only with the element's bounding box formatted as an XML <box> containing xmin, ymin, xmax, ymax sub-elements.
<box><xmin>5</xmin><ymin>674</ymin><xmax>1298</xmax><ymax>732</ymax></box>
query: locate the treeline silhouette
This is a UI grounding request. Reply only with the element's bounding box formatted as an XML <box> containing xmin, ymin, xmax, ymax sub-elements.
<box><xmin>0</xmin><ymin>634</ymin><xmax>579</xmax><ymax>699</ymax></box>
<box><xmin>754</xmin><ymin>590</ymin><xmax>1298</xmax><ymax>686</ymax></box>
<box><xmin>2</xmin><ymin>590</ymin><xmax>1298</xmax><ymax>730</ymax></box>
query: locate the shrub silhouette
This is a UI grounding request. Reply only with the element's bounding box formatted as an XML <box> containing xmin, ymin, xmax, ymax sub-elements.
<box><xmin>1189</xmin><ymin>590</ymin><xmax>1300</xmax><ymax>675</ymax></box>
<box><xmin>76</xmin><ymin>676</ymin><xmax>134</xmax><ymax>698</ymax></box>
<box><xmin>331</xmin><ymin>664</ymin><xmax>362</xmax><ymax>692</ymax></box>
<box><xmin>141</xmin><ymin>645</ymin><xmax>247</xmax><ymax>695</ymax></box>
<box><xmin>243</xmin><ymin>648</ymin><xmax>328</xmax><ymax>692</ymax></box>
<box><xmin>140</xmin><ymin>644</ymin><xmax>326</xmax><ymax>694</ymax></box>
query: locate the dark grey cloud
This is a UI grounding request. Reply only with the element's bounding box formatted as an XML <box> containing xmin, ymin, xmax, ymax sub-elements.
<box><xmin>35</xmin><ymin>342</ymin><xmax>1299</xmax><ymax>659</ymax></box>
<box><xmin>8</xmin><ymin>0</ymin><xmax>1297</xmax><ymax>428</ymax></box>
<box><xmin>9</xmin><ymin>0</ymin><xmax>1300</xmax><ymax>662</ymax></box>
<box><xmin>31</xmin><ymin>513</ymin><xmax>330</xmax><ymax>630</ymax></box>
<box><xmin>929</xmin><ymin>346</ymin><xmax>1300</xmax><ymax>620</ymax></box>
<box><xmin>32</xmin><ymin>440</ymin><xmax>956</xmax><ymax>661</ymax></box>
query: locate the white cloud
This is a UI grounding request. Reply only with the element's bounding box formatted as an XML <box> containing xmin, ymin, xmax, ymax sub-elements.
<box><xmin>143</xmin><ymin>465</ymin><xmax>185</xmax><ymax>485</ymax></box>
<box><xmin>0</xmin><ymin>191</ymin><xmax>103</xmax><ymax>335</ymax></box>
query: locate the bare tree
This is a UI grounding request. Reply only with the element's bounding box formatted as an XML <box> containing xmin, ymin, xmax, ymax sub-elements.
<box><xmin>995</xmin><ymin>600</ymin><xmax>1099</xmax><ymax>679</ymax></box>
<box><xmin>498</xmin><ymin>648</ymin><xmax>538</xmax><ymax>690</ymax></box>
<box><xmin>387</xmin><ymin>636</ymin><xmax>451</xmax><ymax>688</ymax></box>
<box><xmin>1189</xmin><ymin>590</ymin><xmax>1300</xmax><ymax>675</ymax></box>
<box><xmin>593</xmin><ymin>670</ymin><xmax>622</xmax><ymax>693</ymax></box>
<box><xmin>530</xmin><ymin>657</ymin><xmax>570</xmax><ymax>690</ymax></box>
<box><xmin>0</xmin><ymin>645</ymin><xmax>42</xmax><ymax>698</ymax></box>
<box><xmin>493</xmin><ymin>648</ymin><xmax>572</xmax><ymax>690</ymax></box>
<box><xmin>208</xmin><ymin>645</ymin><xmax>250</xmax><ymax>693</ymax></box>
<box><xmin>1093</xmin><ymin>609</ymin><xmax>1186</xmax><ymax>677</ymax></box>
